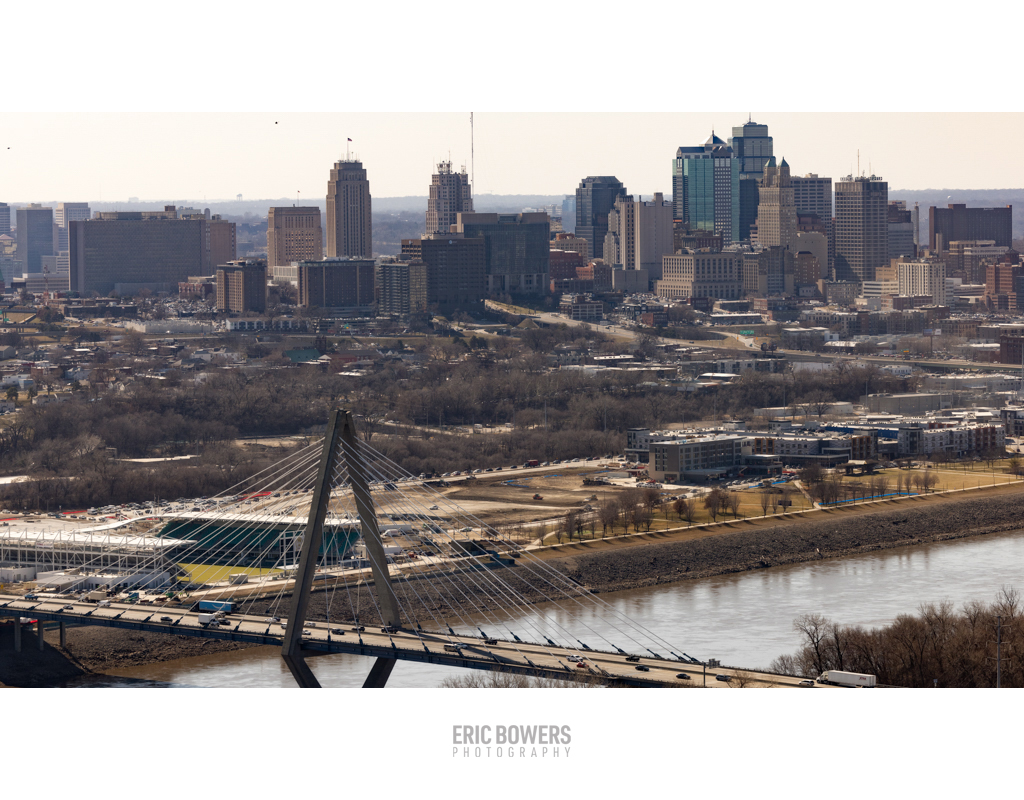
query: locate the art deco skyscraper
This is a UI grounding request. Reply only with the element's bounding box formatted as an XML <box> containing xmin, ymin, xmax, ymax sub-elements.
<box><xmin>756</xmin><ymin>157</ymin><xmax>797</xmax><ymax>250</ymax></box>
<box><xmin>326</xmin><ymin>159</ymin><xmax>372</xmax><ymax>258</ymax></box>
<box><xmin>426</xmin><ymin>161</ymin><xmax>473</xmax><ymax>235</ymax></box>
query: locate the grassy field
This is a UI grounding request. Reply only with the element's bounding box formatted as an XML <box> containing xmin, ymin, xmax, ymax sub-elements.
<box><xmin>178</xmin><ymin>563</ymin><xmax>283</xmax><ymax>584</ymax></box>
<box><xmin>536</xmin><ymin>461</ymin><xmax>1024</xmax><ymax>544</ymax></box>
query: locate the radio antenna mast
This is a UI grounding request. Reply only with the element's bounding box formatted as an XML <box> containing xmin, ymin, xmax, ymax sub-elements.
<box><xmin>471</xmin><ymin>112</ymin><xmax>475</xmax><ymax>195</ymax></box>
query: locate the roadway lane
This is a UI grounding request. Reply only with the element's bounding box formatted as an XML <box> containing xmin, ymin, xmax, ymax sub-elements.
<box><xmin>0</xmin><ymin>594</ymin><xmax>825</xmax><ymax>687</ymax></box>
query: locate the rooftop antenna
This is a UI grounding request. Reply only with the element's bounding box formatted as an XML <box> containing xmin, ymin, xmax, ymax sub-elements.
<box><xmin>470</xmin><ymin>112</ymin><xmax>475</xmax><ymax>196</ymax></box>
<box><xmin>857</xmin><ymin>149</ymin><xmax>861</xmax><ymax>177</ymax></box>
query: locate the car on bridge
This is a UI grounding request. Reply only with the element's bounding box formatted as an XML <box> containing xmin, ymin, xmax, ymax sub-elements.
<box><xmin>635</xmin><ymin>665</ymin><xmax>650</xmax><ymax>672</ymax></box>
<box><xmin>675</xmin><ymin>673</ymin><xmax>691</xmax><ymax>680</ymax></box>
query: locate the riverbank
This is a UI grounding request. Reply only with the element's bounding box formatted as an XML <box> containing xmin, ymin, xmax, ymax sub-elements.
<box><xmin>2</xmin><ymin>485</ymin><xmax>1022</xmax><ymax>686</ymax></box>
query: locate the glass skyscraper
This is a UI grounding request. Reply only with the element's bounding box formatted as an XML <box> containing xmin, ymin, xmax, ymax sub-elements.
<box><xmin>672</xmin><ymin>134</ymin><xmax>739</xmax><ymax>245</ymax></box>
<box><xmin>728</xmin><ymin>120</ymin><xmax>773</xmax><ymax>243</ymax></box>
<box><xmin>575</xmin><ymin>176</ymin><xmax>626</xmax><ymax>260</ymax></box>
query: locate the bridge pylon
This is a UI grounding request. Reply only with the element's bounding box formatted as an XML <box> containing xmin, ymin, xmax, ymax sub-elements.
<box><xmin>281</xmin><ymin>409</ymin><xmax>402</xmax><ymax>688</ymax></box>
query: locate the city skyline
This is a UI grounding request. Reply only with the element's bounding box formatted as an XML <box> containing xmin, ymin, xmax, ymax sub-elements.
<box><xmin>2</xmin><ymin>113</ymin><xmax>1023</xmax><ymax>205</ymax></box>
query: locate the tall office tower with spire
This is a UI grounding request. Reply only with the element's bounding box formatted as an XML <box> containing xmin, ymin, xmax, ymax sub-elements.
<box><xmin>575</xmin><ymin>176</ymin><xmax>626</xmax><ymax>260</ymax></box>
<box><xmin>326</xmin><ymin>159</ymin><xmax>372</xmax><ymax>258</ymax></box>
<box><xmin>426</xmin><ymin>160</ymin><xmax>473</xmax><ymax>235</ymax></box>
<box><xmin>834</xmin><ymin>174</ymin><xmax>888</xmax><ymax>283</ymax></box>
<box><xmin>672</xmin><ymin>133</ymin><xmax>739</xmax><ymax>245</ymax></box>
<box><xmin>728</xmin><ymin>120</ymin><xmax>773</xmax><ymax>242</ymax></box>
<box><xmin>756</xmin><ymin>157</ymin><xmax>797</xmax><ymax>249</ymax></box>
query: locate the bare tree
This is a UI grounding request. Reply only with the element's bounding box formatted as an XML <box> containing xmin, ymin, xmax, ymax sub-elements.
<box><xmin>703</xmin><ymin>488</ymin><xmax>727</xmax><ymax>522</ymax></box>
<box><xmin>598</xmin><ymin>500</ymin><xmax>618</xmax><ymax>536</ymax></box>
<box><xmin>780</xmin><ymin>484</ymin><xmax>794</xmax><ymax>512</ymax></box>
<box><xmin>681</xmin><ymin>497</ymin><xmax>697</xmax><ymax>526</ymax></box>
<box><xmin>759</xmin><ymin>489</ymin><xmax>771</xmax><ymax>516</ymax></box>
<box><xmin>727</xmin><ymin>491</ymin><xmax>742</xmax><ymax>518</ymax></box>
<box><xmin>793</xmin><ymin>613</ymin><xmax>832</xmax><ymax>676</ymax></box>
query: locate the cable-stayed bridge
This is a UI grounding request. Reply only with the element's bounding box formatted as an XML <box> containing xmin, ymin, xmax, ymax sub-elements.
<box><xmin>0</xmin><ymin>409</ymin><xmax>806</xmax><ymax>688</ymax></box>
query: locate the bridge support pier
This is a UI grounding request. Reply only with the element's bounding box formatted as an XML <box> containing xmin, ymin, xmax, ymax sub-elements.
<box><xmin>13</xmin><ymin>616</ymin><xmax>21</xmax><ymax>653</ymax></box>
<box><xmin>37</xmin><ymin>620</ymin><xmax>44</xmax><ymax>651</ymax></box>
<box><xmin>281</xmin><ymin>409</ymin><xmax>405</xmax><ymax>689</ymax></box>
<box><xmin>60</xmin><ymin>621</ymin><xmax>66</xmax><ymax>648</ymax></box>
<box><xmin>362</xmin><ymin>657</ymin><xmax>396</xmax><ymax>688</ymax></box>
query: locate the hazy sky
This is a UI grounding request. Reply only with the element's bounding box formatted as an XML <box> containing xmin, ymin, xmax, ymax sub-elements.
<box><xmin>4</xmin><ymin>3</ymin><xmax>1016</xmax><ymax>205</ymax></box>
<box><xmin>3</xmin><ymin>112</ymin><xmax>1021</xmax><ymax>204</ymax></box>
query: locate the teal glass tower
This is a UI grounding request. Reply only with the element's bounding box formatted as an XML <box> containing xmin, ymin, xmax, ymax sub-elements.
<box><xmin>672</xmin><ymin>133</ymin><xmax>739</xmax><ymax>245</ymax></box>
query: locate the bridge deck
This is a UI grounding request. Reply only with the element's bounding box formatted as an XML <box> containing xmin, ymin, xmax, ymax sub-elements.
<box><xmin>0</xmin><ymin>594</ymin><xmax>818</xmax><ymax>688</ymax></box>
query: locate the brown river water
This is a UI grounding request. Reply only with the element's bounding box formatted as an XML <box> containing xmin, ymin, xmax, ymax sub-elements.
<box><xmin>68</xmin><ymin>529</ymin><xmax>1024</xmax><ymax>687</ymax></box>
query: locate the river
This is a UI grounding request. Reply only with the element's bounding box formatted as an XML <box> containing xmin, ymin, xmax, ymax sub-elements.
<box><xmin>70</xmin><ymin>528</ymin><xmax>1024</xmax><ymax>687</ymax></box>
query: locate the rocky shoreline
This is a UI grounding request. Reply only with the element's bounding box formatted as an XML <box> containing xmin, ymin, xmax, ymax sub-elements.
<box><xmin>3</xmin><ymin>491</ymin><xmax>1022</xmax><ymax>686</ymax></box>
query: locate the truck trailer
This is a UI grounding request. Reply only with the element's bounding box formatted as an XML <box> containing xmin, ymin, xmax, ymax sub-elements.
<box><xmin>198</xmin><ymin>600</ymin><xmax>235</xmax><ymax>613</ymax></box>
<box><xmin>817</xmin><ymin>670</ymin><xmax>876</xmax><ymax>688</ymax></box>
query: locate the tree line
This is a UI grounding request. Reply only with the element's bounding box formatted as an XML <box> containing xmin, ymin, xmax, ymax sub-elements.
<box><xmin>770</xmin><ymin>589</ymin><xmax>1024</xmax><ymax>687</ymax></box>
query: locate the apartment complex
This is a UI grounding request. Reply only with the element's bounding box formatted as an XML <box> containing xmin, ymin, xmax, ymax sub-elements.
<box><xmin>603</xmin><ymin>193</ymin><xmax>674</xmax><ymax>280</ymax></box>
<box><xmin>216</xmin><ymin>259</ymin><xmax>266</xmax><ymax>313</ymax></box>
<box><xmin>297</xmin><ymin>257</ymin><xmax>375</xmax><ymax>312</ymax></box>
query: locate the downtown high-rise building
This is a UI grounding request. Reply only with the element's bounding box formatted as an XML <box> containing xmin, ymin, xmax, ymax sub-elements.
<box><xmin>326</xmin><ymin>159</ymin><xmax>372</xmax><ymax>258</ymax></box>
<box><xmin>927</xmin><ymin>204</ymin><xmax>1012</xmax><ymax>251</ymax></box>
<box><xmin>216</xmin><ymin>259</ymin><xmax>267</xmax><ymax>313</ymax></box>
<box><xmin>267</xmin><ymin>206</ymin><xmax>323</xmax><ymax>267</ymax></box>
<box><xmin>887</xmin><ymin>201</ymin><xmax>916</xmax><ymax>262</ymax></box>
<box><xmin>55</xmin><ymin>202</ymin><xmax>91</xmax><ymax>251</ymax></box>
<box><xmin>672</xmin><ymin>134</ymin><xmax>739</xmax><ymax>245</ymax></box>
<box><xmin>457</xmin><ymin>212</ymin><xmax>550</xmax><ymax>295</ymax></box>
<box><xmin>834</xmin><ymin>175</ymin><xmax>888</xmax><ymax>283</ymax></box>
<box><xmin>426</xmin><ymin>161</ymin><xmax>473</xmax><ymax>236</ymax></box>
<box><xmin>16</xmin><ymin>203</ymin><xmax>54</xmax><ymax>274</ymax></box>
<box><xmin>729</xmin><ymin>120</ymin><xmax>773</xmax><ymax>242</ymax></box>
<box><xmin>755</xmin><ymin>157</ymin><xmax>797</xmax><ymax>250</ymax></box>
<box><xmin>791</xmin><ymin>174</ymin><xmax>834</xmax><ymax>272</ymax></box>
<box><xmin>575</xmin><ymin>176</ymin><xmax>626</xmax><ymax>260</ymax></box>
<box><xmin>0</xmin><ymin>203</ymin><xmax>12</xmax><ymax>236</ymax></box>
<box><xmin>603</xmin><ymin>193</ymin><xmax>674</xmax><ymax>279</ymax></box>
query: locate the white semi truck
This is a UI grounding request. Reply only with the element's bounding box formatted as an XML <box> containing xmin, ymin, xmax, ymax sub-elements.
<box><xmin>817</xmin><ymin>670</ymin><xmax>876</xmax><ymax>687</ymax></box>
